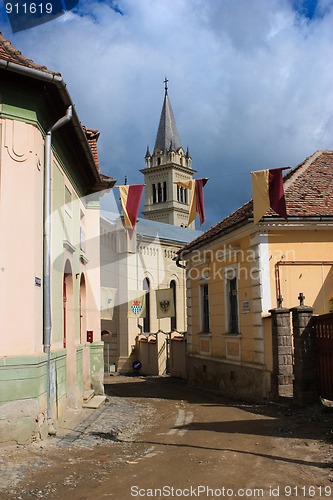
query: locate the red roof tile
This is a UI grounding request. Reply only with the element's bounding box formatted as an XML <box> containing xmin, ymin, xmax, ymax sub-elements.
<box><xmin>0</xmin><ymin>32</ymin><xmax>60</xmax><ymax>76</ymax></box>
<box><xmin>283</xmin><ymin>150</ymin><xmax>333</xmax><ymax>216</ymax></box>
<box><xmin>181</xmin><ymin>150</ymin><xmax>333</xmax><ymax>253</ymax></box>
<box><xmin>83</xmin><ymin>127</ymin><xmax>101</xmax><ymax>172</ymax></box>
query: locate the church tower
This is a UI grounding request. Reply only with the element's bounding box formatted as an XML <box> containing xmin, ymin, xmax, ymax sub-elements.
<box><xmin>140</xmin><ymin>79</ymin><xmax>196</xmax><ymax>228</ymax></box>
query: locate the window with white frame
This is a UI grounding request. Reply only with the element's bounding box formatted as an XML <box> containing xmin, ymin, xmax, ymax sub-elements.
<box><xmin>65</xmin><ymin>185</ymin><xmax>72</xmax><ymax>212</ymax></box>
<box><xmin>200</xmin><ymin>282</ymin><xmax>210</xmax><ymax>333</ymax></box>
<box><xmin>225</xmin><ymin>266</ymin><xmax>239</xmax><ymax>334</ymax></box>
<box><xmin>80</xmin><ymin>226</ymin><xmax>86</xmax><ymax>253</ymax></box>
<box><xmin>64</xmin><ymin>185</ymin><xmax>73</xmax><ymax>242</ymax></box>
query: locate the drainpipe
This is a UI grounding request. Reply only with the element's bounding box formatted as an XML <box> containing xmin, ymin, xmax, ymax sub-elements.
<box><xmin>175</xmin><ymin>253</ymin><xmax>186</xmax><ymax>269</ymax></box>
<box><xmin>44</xmin><ymin>106</ymin><xmax>72</xmax><ymax>435</ymax></box>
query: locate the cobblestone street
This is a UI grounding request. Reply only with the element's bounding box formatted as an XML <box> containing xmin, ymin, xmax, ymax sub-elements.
<box><xmin>0</xmin><ymin>378</ymin><xmax>157</xmax><ymax>497</ymax></box>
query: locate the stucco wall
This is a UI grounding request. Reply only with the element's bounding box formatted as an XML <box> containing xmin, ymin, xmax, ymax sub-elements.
<box><xmin>0</xmin><ymin>350</ymin><xmax>67</xmax><ymax>444</ymax></box>
<box><xmin>0</xmin><ymin>86</ymin><xmax>104</xmax><ymax>443</ymax></box>
<box><xmin>0</xmin><ymin>118</ymin><xmax>44</xmax><ymax>356</ymax></box>
<box><xmin>187</xmin><ymin>231</ymin><xmax>259</xmax><ymax>364</ymax></box>
<box><xmin>268</xmin><ymin>229</ymin><xmax>333</xmax><ymax>313</ymax></box>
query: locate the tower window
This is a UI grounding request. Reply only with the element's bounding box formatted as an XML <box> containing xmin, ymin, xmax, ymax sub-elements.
<box><xmin>158</xmin><ymin>183</ymin><xmax>162</xmax><ymax>203</ymax></box>
<box><xmin>177</xmin><ymin>186</ymin><xmax>187</xmax><ymax>203</ymax></box>
<box><xmin>152</xmin><ymin>181</ymin><xmax>167</xmax><ymax>204</ymax></box>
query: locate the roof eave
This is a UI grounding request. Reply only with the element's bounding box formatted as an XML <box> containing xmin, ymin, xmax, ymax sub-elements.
<box><xmin>0</xmin><ymin>59</ymin><xmax>106</xmax><ymax>190</ymax></box>
<box><xmin>261</xmin><ymin>215</ymin><xmax>333</xmax><ymax>223</ymax></box>
<box><xmin>179</xmin><ymin>217</ymin><xmax>253</xmax><ymax>258</ymax></box>
<box><xmin>90</xmin><ymin>177</ymin><xmax>117</xmax><ymax>193</ymax></box>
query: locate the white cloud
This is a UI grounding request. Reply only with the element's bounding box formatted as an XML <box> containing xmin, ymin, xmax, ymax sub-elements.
<box><xmin>2</xmin><ymin>0</ymin><xmax>333</xmax><ymax>228</ymax></box>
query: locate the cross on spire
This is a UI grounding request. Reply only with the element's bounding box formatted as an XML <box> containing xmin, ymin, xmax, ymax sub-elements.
<box><xmin>164</xmin><ymin>77</ymin><xmax>169</xmax><ymax>95</ymax></box>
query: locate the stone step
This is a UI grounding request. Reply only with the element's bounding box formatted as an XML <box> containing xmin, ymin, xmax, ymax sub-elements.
<box><xmin>82</xmin><ymin>395</ymin><xmax>106</xmax><ymax>409</ymax></box>
<box><xmin>83</xmin><ymin>389</ymin><xmax>95</xmax><ymax>403</ymax></box>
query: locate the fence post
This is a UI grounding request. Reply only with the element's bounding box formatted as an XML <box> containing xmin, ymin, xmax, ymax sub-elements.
<box><xmin>269</xmin><ymin>307</ymin><xmax>293</xmax><ymax>399</ymax></box>
<box><xmin>290</xmin><ymin>301</ymin><xmax>317</xmax><ymax>405</ymax></box>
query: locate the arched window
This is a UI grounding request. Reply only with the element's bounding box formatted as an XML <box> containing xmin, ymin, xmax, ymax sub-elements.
<box><xmin>163</xmin><ymin>181</ymin><xmax>167</xmax><ymax>202</ymax></box>
<box><xmin>170</xmin><ymin>280</ymin><xmax>177</xmax><ymax>331</ymax></box>
<box><xmin>152</xmin><ymin>183</ymin><xmax>156</xmax><ymax>204</ymax></box>
<box><xmin>143</xmin><ymin>278</ymin><xmax>150</xmax><ymax>333</ymax></box>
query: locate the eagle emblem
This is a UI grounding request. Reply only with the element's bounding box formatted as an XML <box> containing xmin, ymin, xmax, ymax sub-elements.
<box><xmin>159</xmin><ymin>300</ymin><xmax>170</xmax><ymax>313</ymax></box>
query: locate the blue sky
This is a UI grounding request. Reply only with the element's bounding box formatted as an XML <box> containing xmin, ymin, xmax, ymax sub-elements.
<box><xmin>0</xmin><ymin>0</ymin><xmax>333</xmax><ymax>230</ymax></box>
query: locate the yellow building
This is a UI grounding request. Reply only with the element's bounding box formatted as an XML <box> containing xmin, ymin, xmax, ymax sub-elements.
<box><xmin>179</xmin><ymin>150</ymin><xmax>333</xmax><ymax>399</ymax></box>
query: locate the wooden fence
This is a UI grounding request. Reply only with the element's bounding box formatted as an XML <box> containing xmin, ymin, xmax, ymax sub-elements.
<box><xmin>312</xmin><ymin>313</ymin><xmax>333</xmax><ymax>400</ymax></box>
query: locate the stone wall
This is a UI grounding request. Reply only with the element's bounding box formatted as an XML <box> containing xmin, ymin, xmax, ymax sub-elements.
<box><xmin>187</xmin><ymin>354</ymin><xmax>271</xmax><ymax>400</ymax></box>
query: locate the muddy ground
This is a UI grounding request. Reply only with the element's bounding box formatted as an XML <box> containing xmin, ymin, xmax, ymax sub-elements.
<box><xmin>0</xmin><ymin>375</ymin><xmax>332</xmax><ymax>499</ymax></box>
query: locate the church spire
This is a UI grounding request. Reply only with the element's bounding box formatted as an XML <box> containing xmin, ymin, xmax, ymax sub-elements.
<box><xmin>140</xmin><ymin>80</ymin><xmax>196</xmax><ymax>228</ymax></box>
<box><xmin>154</xmin><ymin>79</ymin><xmax>182</xmax><ymax>153</ymax></box>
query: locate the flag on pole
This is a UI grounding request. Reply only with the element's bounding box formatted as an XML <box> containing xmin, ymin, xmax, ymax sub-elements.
<box><xmin>116</xmin><ymin>184</ymin><xmax>145</xmax><ymax>231</ymax></box>
<box><xmin>156</xmin><ymin>288</ymin><xmax>175</xmax><ymax>319</ymax></box>
<box><xmin>175</xmin><ymin>178</ymin><xmax>208</xmax><ymax>226</ymax></box>
<box><xmin>127</xmin><ymin>290</ymin><xmax>146</xmax><ymax>318</ymax></box>
<box><xmin>100</xmin><ymin>287</ymin><xmax>117</xmax><ymax>320</ymax></box>
<box><xmin>251</xmin><ymin>168</ymin><xmax>289</xmax><ymax>224</ymax></box>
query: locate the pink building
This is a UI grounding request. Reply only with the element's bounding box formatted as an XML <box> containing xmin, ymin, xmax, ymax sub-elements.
<box><xmin>0</xmin><ymin>33</ymin><xmax>115</xmax><ymax>444</ymax></box>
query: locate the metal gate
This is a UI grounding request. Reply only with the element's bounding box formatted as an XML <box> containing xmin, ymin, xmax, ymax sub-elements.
<box><xmin>312</xmin><ymin>313</ymin><xmax>333</xmax><ymax>400</ymax></box>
